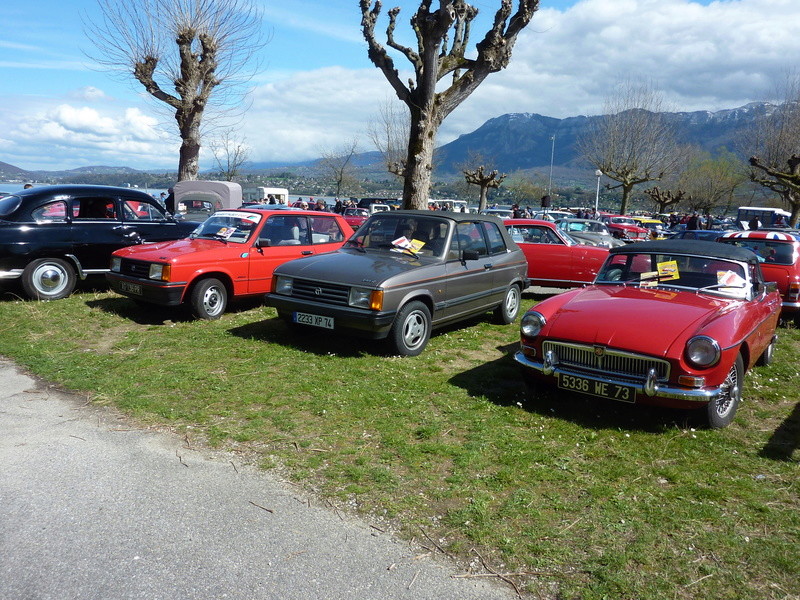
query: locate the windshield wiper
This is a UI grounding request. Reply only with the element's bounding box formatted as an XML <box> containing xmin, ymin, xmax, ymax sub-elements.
<box><xmin>345</xmin><ymin>239</ymin><xmax>366</xmax><ymax>252</ymax></box>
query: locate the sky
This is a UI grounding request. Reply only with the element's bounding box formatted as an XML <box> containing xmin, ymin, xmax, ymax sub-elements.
<box><xmin>1</xmin><ymin>0</ymin><xmax>799</xmax><ymax>172</ymax></box>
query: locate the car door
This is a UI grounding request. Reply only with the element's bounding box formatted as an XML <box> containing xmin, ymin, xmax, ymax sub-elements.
<box><xmin>69</xmin><ymin>195</ymin><xmax>128</xmax><ymax>271</ymax></box>
<box><xmin>246</xmin><ymin>214</ymin><xmax>317</xmax><ymax>294</ymax></box>
<box><xmin>441</xmin><ymin>221</ymin><xmax>496</xmax><ymax>320</ymax></box>
<box><xmin>119</xmin><ymin>197</ymin><xmax>192</xmax><ymax>243</ymax></box>
<box><xmin>513</xmin><ymin>224</ymin><xmax>573</xmax><ymax>285</ymax></box>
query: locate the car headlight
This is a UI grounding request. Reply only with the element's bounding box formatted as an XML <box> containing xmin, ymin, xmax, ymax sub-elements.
<box><xmin>148</xmin><ymin>263</ymin><xmax>170</xmax><ymax>281</ymax></box>
<box><xmin>110</xmin><ymin>257</ymin><xmax>121</xmax><ymax>272</ymax></box>
<box><xmin>348</xmin><ymin>287</ymin><xmax>384</xmax><ymax>310</ymax></box>
<box><xmin>274</xmin><ymin>276</ymin><xmax>293</xmax><ymax>295</ymax></box>
<box><xmin>685</xmin><ymin>336</ymin><xmax>721</xmax><ymax>368</ymax></box>
<box><xmin>520</xmin><ymin>311</ymin><xmax>546</xmax><ymax>338</ymax></box>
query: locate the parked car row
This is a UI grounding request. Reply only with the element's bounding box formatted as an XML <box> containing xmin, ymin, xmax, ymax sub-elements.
<box><xmin>0</xmin><ymin>185</ymin><xmax>786</xmax><ymax>428</ymax></box>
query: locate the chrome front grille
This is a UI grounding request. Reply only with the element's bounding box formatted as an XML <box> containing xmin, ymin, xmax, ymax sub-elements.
<box><xmin>290</xmin><ymin>279</ymin><xmax>350</xmax><ymax>306</ymax></box>
<box><xmin>543</xmin><ymin>341</ymin><xmax>670</xmax><ymax>382</ymax></box>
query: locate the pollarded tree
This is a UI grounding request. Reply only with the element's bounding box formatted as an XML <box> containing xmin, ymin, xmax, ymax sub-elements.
<box><xmin>360</xmin><ymin>0</ymin><xmax>539</xmax><ymax>210</ymax></box>
<box><xmin>578</xmin><ymin>80</ymin><xmax>683</xmax><ymax>215</ymax></box>
<box><xmin>746</xmin><ymin>77</ymin><xmax>800</xmax><ymax>226</ymax></box>
<box><xmin>86</xmin><ymin>0</ymin><xmax>265</xmax><ymax>181</ymax></box>
<box><xmin>464</xmin><ymin>165</ymin><xmax>506</xmax><ymax>211</ymax></box>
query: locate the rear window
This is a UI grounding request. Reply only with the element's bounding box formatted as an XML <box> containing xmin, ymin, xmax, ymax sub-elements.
<box><xmin>0</xmin><ymin>194</ymin><xmax>22</xmax><ymax>218</ymax></box>
<box><xmin>721</xmin><ymin>239</ymin><xmax>795</xmax><ymax>265</ymax></box>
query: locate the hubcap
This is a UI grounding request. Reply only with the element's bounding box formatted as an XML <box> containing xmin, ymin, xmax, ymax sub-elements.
<box><xmin>203</xmin><ymin>287</ymin><xmax>223</xmax><ymax>316</ymax></box>
<box><xmin>35</xmin><ymin>265</ymin><xmax>66</xmax><ymax>294</ymax></box>
<box><xmin>403</xmin><ymin>312</ymin><xmax>426</xmax><ymax>348</ymax></box>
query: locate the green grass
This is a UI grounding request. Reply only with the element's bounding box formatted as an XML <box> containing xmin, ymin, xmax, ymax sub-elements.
<box><xmin>1</xmin><ymin>285</ymin><xmax>798</xmax><ymax>599</ymax></box>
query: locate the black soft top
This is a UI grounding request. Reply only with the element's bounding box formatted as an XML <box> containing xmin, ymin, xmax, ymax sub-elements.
<box><xmin>390</xmin><ymin>209</ymin><xmax>497</xmax><ymax>224</ymax></box>
<box><xmin>609</xmin><ymin>239</ymin><xmax>760</xmax><ymax>265</ymax></box>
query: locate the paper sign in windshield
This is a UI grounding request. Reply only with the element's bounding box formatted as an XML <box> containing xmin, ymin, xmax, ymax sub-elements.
<box><xmin>391</xmin><ymin>236</ymin><xmax>426</xmax><ymax>255</ymax></box>
<box><xmin>657</xmin><ymin>260</ymin><xmax>679</xmax><ymax>281</ymax></box>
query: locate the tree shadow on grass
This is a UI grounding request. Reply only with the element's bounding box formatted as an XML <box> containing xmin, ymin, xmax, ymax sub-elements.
<box><xmin>759</xmin><ymin>400</ymin><xmax>800</xmax><ymax>462</ymax></box>
<box><xmin>449</xmin><ymin>341</ymin><xmax>699</xmax><ymax>434</ymax></box>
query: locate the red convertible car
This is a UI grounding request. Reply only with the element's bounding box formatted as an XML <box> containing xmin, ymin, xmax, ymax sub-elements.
<box><xmin>107</xmin><ymin>208</ymin><xmax>352</xmax><ymax>319</ymax></box>
<box><xmin>514</xmin><ymin>239</ymin><xmax>781</xmax><ymax>428</ymax></box>
<box><xmin>505</xmin><ymin>219</ymin><xmax>609</xmax><ymax>288</ymax></box>
<box><xmin>718</xmin><ymin>230</ymin><xmax>800</xmax><ymax>323</ymax></box>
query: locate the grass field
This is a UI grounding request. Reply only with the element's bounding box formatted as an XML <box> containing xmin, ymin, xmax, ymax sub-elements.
<box><xmin>0</xmin><ymin>284</ymin><xmax>797</xmax><ymax>599</ymax></box>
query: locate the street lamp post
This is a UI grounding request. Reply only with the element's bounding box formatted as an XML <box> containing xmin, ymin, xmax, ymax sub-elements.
<box><xmin>547</xmin><ymin>135</ymin><xmax>555</xmax><ymax>196</ymax></box>
<box><xmin>594</xmin><ymin>169</ymin><xmax>602</xmax><ymax>218</ymax></box>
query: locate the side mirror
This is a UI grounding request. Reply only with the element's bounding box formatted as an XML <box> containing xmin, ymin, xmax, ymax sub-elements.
<box><xmin>462</xmin><ymin>249</ymin><xmax>480</xmax><ymax>261</ymax></box>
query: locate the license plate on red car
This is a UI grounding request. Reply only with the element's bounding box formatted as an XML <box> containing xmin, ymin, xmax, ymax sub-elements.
<box><xmin>558</xmin><ymin>373</ymin><xmax>637</xmax><ymax>403</ymax></box>
<box><xmin>119</xmin><ymin>281</ymin><xmax>142</xmax><ymax>295</ymax></box>
<box><xmin>293</xmin><ymin>312</ymin><xmax>334</xmax><ymax>329</ymax></box>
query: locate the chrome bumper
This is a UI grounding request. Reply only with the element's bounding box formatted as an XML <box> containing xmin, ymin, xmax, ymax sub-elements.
<box><xmin>513</xmin><ymin>350</ymin><xmax>720</xmax><ymax>403</ymax></box>
<box><xmin>0</xmin><ymin>269</ymin><xmax>23</xmax><ymax>280</ymax></box>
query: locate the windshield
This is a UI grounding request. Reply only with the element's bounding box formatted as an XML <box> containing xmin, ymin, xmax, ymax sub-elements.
<box><xmin>189</xmin><ymin>211</ymin><xmax>262</xmax><ymax>243</ymax></box>
<box><xmin>611</xmin><ymin>217</ymin><xmax>636</xmax><ymax>225</ymax></box>
<box><xmin>0</xmin><ymin>194</ymin><xmax>22</xmax><ymax>218</ymax></box>
<box><xmin>596</xmin><ymin>252</ymin><xmax>750</xmax><ymax>298</ymax></box>
<box><xmin>349</xmin><ymin>214</ymin><xmax>449</xmax><ymax>257</ymax></box>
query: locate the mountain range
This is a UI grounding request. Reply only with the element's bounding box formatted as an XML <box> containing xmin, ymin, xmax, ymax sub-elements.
<box><xmin>0</xmin><ymin>102</ymin><xmax>772</xmax><ymax>181</ymax></box>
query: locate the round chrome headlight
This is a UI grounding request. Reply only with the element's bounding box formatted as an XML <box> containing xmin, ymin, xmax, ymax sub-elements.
<box><xmin>685</xmin><ymin>336</ymin><xmax>721</xmax><ymax>368</ymax></box>
<box><xmin>520</xmin><ymin>311</ymin><xmax>546</xmax><ymax>338</ymax></box>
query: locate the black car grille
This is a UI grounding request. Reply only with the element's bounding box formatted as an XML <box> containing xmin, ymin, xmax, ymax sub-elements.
<box><xmin>290</xmin><ymin>279</ymin><xmax>351</xmax><ymax>306</ymax></box>
<box><xmin>543</xmin><ymin>341</ymin><xmax>670</xmax><ymax>382</ymax></box>
<box><xmin>120</xmin><ymin>259</ymin><xmax>151</xmax><ymax>278</ymax></box>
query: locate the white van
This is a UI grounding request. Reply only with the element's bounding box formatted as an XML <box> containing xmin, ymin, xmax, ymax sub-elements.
<box><xmin>242</xmin><ymin>186</ymin><xmax>290</xmax><ymax>205</ymax></box>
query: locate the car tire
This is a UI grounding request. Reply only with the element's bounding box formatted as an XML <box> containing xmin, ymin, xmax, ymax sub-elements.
<box><xmin>189</xmin><ymin>278</ymin><xmax>227</xmax><ymax>320</ymax></box>
<box><xmin>21</xmin><ymin>258</ymin><xmax>77</xmax><ymax>300</ymax></box>
<box><xmin>707</xmin><ymin>353</ymin><xmax>744</xmax><ymax>429</ymax></box>
<box><xmin>387</xmin><ymin>301</ymin><xmax>431</xmax><ymax>356</ymax></box>
<box><xmin>755</xmin><ymin>334</ymin><xmax>777</xmax><ymax>366</ymax></box>
<box><xmin>494</xmin><ymin>284</ymin><xmax>521</xmax><ymax>324</ymax></box>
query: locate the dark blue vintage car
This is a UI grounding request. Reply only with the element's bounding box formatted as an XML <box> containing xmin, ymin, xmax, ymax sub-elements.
<box><xmin>0</xmin><ymin>185</ymin><xmax>200</xmax><ymax>300</ymax></box>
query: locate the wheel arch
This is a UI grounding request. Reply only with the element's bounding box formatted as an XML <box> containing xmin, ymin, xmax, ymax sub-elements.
<box><xmin>183</xmin><ymin>271</ymin><xmax>235</xmax><ymax>303</ymax></box>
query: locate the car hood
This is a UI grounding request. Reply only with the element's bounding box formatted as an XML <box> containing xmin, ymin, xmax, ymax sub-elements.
<box><xmin>274</xmin><ymin>248</ymin><xmax>435</xmax><ymax>286</ymax></box>
<box><xmin>114</xmin><ymin>238</ymin><xmax>242</xmax><ymax>261</ymax></box>
<box><xmin>542</xmin><ymin>285</ymin><xmax>733</xmax><ymax>356</ymax></box>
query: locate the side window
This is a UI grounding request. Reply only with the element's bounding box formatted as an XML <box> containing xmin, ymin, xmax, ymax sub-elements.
<box><xmin>31</xmin><ymin>201</ymin><xmax>68</xmax><ymax>222</ymax></box>
<box><xmin>260</xmin><ymin>215</ymin><xmax>309</xmax><ymax>246</ymax></box>
<box><xmin>73</xmin><ymin>197</ymin><xmax>117</xmax><ymax>219</ymax></box>
<box><xmin>121</xmin><ymin>200</ymin><xmax>164</xmax><ymax>222</ymax></box>
<box><xmin>309</xmin><ymin>216</ymin><xmax>344</xmax><ymax>244</ymax></box>
<box><xmin>482</xmin><ymin>221</ymin><xmax>507</xmax><ymax>254</ymax></box>
<box><xmin>448</xmin><ymin>222</ymin><xmax>487</xmax><ymax>259</ymax></box>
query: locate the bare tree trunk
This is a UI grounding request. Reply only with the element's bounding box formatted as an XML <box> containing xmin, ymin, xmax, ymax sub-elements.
<box><xmin>403</xmin><ymin>109</ymin><xmax>439</xmax><ymax>209</ymax></box>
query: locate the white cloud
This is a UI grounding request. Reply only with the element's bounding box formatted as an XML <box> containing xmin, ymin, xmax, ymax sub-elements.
<box><xmin>3</xmin><ymin>0</ymin><xmax>800</xmax><ymax>170</ymax></box>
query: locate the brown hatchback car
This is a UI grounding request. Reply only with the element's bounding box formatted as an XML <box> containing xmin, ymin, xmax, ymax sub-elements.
<box><xmin>265</xmin><ymin>210</ymin><xmax>529</xmax><ymax>355</ymax></box>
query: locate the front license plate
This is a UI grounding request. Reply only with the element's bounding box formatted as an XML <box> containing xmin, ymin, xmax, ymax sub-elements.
<box><xmin>558</xmin><ymin>373</ymin><xmax>637</xmax><ymax>403</ymax></box>
<box><xmin>293</xmin><ymin>312</ymin><xmax>334</xmax><ymax>329</ymax></box>
<box><xmin>119</xmin><ymin>281</ymin><xmax>142</xmax><ymax>295</ymax></box>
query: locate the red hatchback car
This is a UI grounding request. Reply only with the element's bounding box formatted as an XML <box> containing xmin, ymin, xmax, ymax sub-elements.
<box><xmin>107</xmin><ymin>209</ymin><xmax>352</xmax><ymax>319</ymax></box>
<box><xmin>718</xmin><ymin>230</ymin><xmax>800</xmax><ymax>322</ymax></box>
<box><xmin>505</xmin><ymin>219</ymin><xmax>609</xmax><ymax>288</ymax></box>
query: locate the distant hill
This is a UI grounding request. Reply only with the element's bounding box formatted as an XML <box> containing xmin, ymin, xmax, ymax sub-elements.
<box><xmin>0</xmin><ymin>102</ymin><xmax>774</xmax><ymax>183</ymax></box>
<box><xmin>434</xmin><ymin>102</ymin><xmax>772</xmax><ymax>174</ymax></box>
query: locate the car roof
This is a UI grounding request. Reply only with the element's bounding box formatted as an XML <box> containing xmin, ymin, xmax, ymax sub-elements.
<box><xmin>16</xmin><ymin>184</ymin><xmax>157</xmax><ymax>200</ymax></box>
<box><xmin>505</xmin><ymin>218</ymin><xmax>557</xmax><ymax>229</ymax></box>
<box><xmin>391</xmin><ymin>209</ymin><xmax>504</xmax><ymax>224</ymax></box>
<box><xmin>720</xmin><ymin>230</ymin><xmax>800</xmax><ymax>242</ymax></box>
<box><xmin>609</xmin><ymin>239</ymin><xmax>760</xmax><ymax>264</ymax></box>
